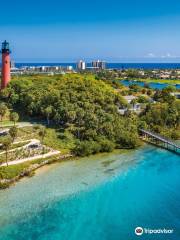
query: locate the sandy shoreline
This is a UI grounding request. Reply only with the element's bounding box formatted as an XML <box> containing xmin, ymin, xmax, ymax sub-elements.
<box><xmin>0</xmin><ymin>145</ymin><xmax>153</xmax><ymax>227</ymax></box>
<box><xmin>0</xmin><ymin>147</ymin><xmax>143</xmax><ymax>190</ymax></box>
<box><xmin>0</xmin><ymin>153</ymin><xmax>73</xmax><ymax>189</ymax></box>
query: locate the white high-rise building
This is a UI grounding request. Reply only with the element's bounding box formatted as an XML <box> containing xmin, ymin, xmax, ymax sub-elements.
<box><xmin>92</xmin><ymin>60</ymin><xmax>106</xmax><ymax>70</ymax></box>
<box><xmin>10</xmin><ymin>60</ymin><xmax>15</xmax><ymax>69</ymax></box>
<box><xmin>77</xmin><ymin>60</ymin><xmax>86</xmax><ymax>70</ymax></box>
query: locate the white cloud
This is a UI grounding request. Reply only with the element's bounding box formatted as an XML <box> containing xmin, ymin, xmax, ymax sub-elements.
<box><xmin>145</xmin><ymin>53</ymin><xmax>180</xmax><ymax>59</ymax></box>
<box><xmin>160</xmin><ymin>53</ymin><xmax>180</xmax><ymax>58</ymax></box>
<box><xmin>146</xmin><ymin>53</ymin><xmax>156</xmax><ymax>58</ymax></box>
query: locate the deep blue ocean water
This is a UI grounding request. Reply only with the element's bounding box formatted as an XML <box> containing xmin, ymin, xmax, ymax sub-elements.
<box><xmin>0</xmin><ymin>145</ymin><xmax>180</xmax><ymax>240</ymax></box>
<box><xmin>14</xmin><ymin>62</ymin><xmax>180</xmax><ymax>70</ymax></box>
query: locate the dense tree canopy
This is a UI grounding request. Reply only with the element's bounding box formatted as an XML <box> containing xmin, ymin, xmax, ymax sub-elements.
<box><xmin>140</xmin><ymin>100</ymin><xmax>180</xmax><ymax>139</ymax></box>
<box><xmin>0</xmin><ymin>74</ymin><xmax>140</xmax><ymax>155</ymax></box>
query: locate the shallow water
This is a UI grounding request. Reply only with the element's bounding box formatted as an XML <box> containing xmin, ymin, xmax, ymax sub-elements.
<box><xmin>0</xmin><ymin>145</ymin><xmax>180</xmax><ymax>240</ymax></box>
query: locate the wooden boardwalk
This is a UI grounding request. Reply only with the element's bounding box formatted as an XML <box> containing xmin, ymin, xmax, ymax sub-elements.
<box><xmin>139</xmin><ymin>129</ymin><xmax>180</xmax><ymax>154</ymax></box>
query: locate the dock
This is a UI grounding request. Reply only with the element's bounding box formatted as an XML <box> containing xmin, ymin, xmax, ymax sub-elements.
<box><xmin>139</xmin><ymin>129</ymin><xmax>180</xmax><ymax>154</ymax></box>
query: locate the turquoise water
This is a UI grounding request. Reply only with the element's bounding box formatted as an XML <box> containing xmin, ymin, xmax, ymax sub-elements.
<box><xmin>121</xmin><ymin>79</ymin><xmax>180</xmax><ymax>89</ymax></box>
<box><xmin>0</xmin><ymin>145</ymin><xmax>180</xmax><ymax>240</ymax></box>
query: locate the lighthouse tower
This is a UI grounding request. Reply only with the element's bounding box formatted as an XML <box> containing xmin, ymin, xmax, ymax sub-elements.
<box><xmin>1</xmin><ymin>41</ymin><xmax>11</xmax><ymax>90</ymax></box>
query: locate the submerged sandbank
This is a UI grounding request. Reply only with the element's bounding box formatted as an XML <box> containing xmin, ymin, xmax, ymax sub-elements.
<box><xmin>0</xmin><ymin>147</ymin><xmax>147</xmax><ymax>224</ymax></box>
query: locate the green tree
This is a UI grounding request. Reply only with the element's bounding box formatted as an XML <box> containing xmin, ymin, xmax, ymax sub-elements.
<box><xmin>147</xmin><ymin>89</ymin><xmax>152</xmax><ymax>96</ymax></box>
<box><xmin>140</xmin><ymin>101</ymin><xmax>180</xmax><ymax>137</ymax></box>
<box><xmin>154</xmin><ymin>88</ymin><xmax>176</xmax><ymax>104</ymax></box>
<box><xmin>99</xmin><ymin>137</ymin><xmax>115</xmax><ymax>152</ymax></box>
<box><xmin>129</xmin><ymin>84</ymin><xmax>141</xmax><ymax>93</ymax></box>
<box><xmin>39</xmin><ymin>126</ymin><xmax>47</xmax><ymax>143</ymax></box>
<box><xmin>1</xmin><ymin>136</ymin><xmax>12</xmax><ymax>166</ymax></box>
<box><xmin>0</xmin><ymin>102</ymin><xmax>8</xmax><ymax>123</ymax></box>
<box><xmin>126</xmin><ymin>69</ymin><xmax>140</xmax><ymax>78</ymax></box>
<box><xmin>9</xmin><ymin>126</ymin><xmax>18</xmax><ymax>142</ymax></box>
<box><xmin>163</xmin><ymin>86</ymin><xmax>176</xmax><ymax>93</ymax></box>
<box><xmin>131</xmin><ymin>99</ymin><xmax>137</xmax><ymax>108</ymax></box>
<box><xmin>10</xmin><ymin>112</ymin><xmax>19</xmax><ymax>126</ymax></box>
<box><xmin>5</xmin><ymin>74</ymin><xmax>140</xmax><ymax>154</ymax></box>
<box><xmin>38</xmin><ymin>126</ymin><xmax>47</xmax><ymax>154</ymax></box>
<box><xmin>74</xmin><ymin>140</ymin><xmax>101</xmax><ymax>156</ymax></box>
<box><xmin>43</xmin><ymin>106</ymin><xmax>53</xmax><ymax>125</ymax></box>
<box><xmin>137</xmin><ymin>96</ymin><xmax>149</xmax><ymax>103</ymax></box>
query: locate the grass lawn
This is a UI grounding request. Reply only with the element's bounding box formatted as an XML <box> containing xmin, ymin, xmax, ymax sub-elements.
<box><xmin>0</xmin><ymin>154</ymin><xmax>72</xmax><ymax>189</ymax></box>
<box><xmin>0</xmin><ymin>121</ymin><xmax>14</xmax><ymax>128</ymax></box>
<box><xmin>11</xmin><ymin>141</ymin><xmax>31</xmax><ymax>149</ymax></box>
<box><xmin>17</xmin><ymin>125</ymin><xmax>75</xmax><ymax>153</ymax></box>
<box><xmin>0</xmin><ymin>155</ymin><xmax>61</xmax><ymax>180</ymax></box>
<box><xmin>0</xmin><ymin>123</ymin><xmax>73</xmax><ymax>169</ymax></box>
<box><xmin>0</xmin><ymin>162</ymin><xmax>31</xmax><ymax>180</ymax></box>
<box><xmin>44</xmin><ymin>127</ymin><xmax>75</xmax><ymax>153</ymax></box>
<box><xmin>0</xmin><ymin>141</ymin><xmax>31</xmax><ymax>154</ymax></box>
<box><xmin>0</xmin><ymin>157</ymin><xmax>60</xmax><ymax>180</ymax></box>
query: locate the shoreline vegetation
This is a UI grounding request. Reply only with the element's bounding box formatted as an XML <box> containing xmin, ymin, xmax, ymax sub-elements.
<box><xmin>0</xmin><ymin>73</ymin><xmax>179</xmax><ymax>189</ymax></box>
<box><xmin>0</xmin><ymin>148</ymin><xmax>133</xmax><ymax>189</ymax></box>
<box><xmin>119</xmin><ymin>78</ymin><xmax>180</xmax><ymax>85</ymax></box>
<box><xmin>0</xmin><ymin>154</ymin><xmax>73</xmax><ymax>189</ymax></box>
<box><xmin>95</xmin><ymin>68</ymin><xmax>180</xmax><ymax>85</ymax></box>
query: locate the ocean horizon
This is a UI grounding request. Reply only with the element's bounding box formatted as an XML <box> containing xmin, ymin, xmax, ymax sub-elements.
<box><xmin>9</xmin><ymin>62</ymin><xmax>180</xmax><ymax>70</ymax></box>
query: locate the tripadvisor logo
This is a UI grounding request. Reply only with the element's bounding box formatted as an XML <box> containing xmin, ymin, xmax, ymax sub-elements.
<box><xmin>135</xmin><ymin>227</ymin><xmax>143</xmax><ymax>236</ymax></box>
<box><xmin>135</xmin><ymin>227</ymin><xmax>174</xmax><ymax>236</ymax></box>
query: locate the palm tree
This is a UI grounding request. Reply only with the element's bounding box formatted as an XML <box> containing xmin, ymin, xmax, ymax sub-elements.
<box><xmin>43</xmin><ymin>106</ymin><xmax>53</xmax><ymax>125</ymax></box>
<box><xmin>1</xmin><ymin>136</ymin><xmax>12</xmax><ymax>166</ymax></box>
<box><xmin>10</xmin><ymin>112</ymin><xmax>19</xmax><ymax>126</ymax></box>
<box><xmin>9</xmin><ymin>126</ymin><xmax>18</xmax><ymax>142</ymax></box>
<box><xmin>38</xmin><ymin>126</ymin><xmax>47</xmax><ymax>154</ymax></box>
<box><xmin>131</xmin><ymin>99</ymin><xmax>137</xmax><ymax>109</ymax></box>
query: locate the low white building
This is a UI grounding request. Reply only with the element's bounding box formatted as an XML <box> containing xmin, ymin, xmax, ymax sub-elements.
<box><xmin>171</xmin><ymin>92</ymin><xmax>180</xmax><ymax>99</ymax></box>
<box><xmin>123</xmin><ymin>95</ymin><xmax>137</xmax><ymax>104</ymax></box>
<box><xmin>118</xmin><ymin>95</ymin><xmax>142</xmax><ymax>115</ymax></box>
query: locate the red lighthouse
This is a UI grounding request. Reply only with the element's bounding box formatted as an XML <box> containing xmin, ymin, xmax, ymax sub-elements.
<box><xmin>1</xmin><ymin>41</ymin><xmax>11</xmax><ymax>89</ymax></box>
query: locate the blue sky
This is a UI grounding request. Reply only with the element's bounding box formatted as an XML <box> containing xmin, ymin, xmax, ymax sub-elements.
<box><xmin>1</xmin><ymin>0</ymin><xmax>180</xmax><ymax>62</ymax></box>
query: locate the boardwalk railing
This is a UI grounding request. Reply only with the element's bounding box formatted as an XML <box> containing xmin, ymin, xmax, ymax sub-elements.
<box><xmin>139</xmin><ymin>129</ymin><xmax>180</xmax><ymax>154</ymax></box>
